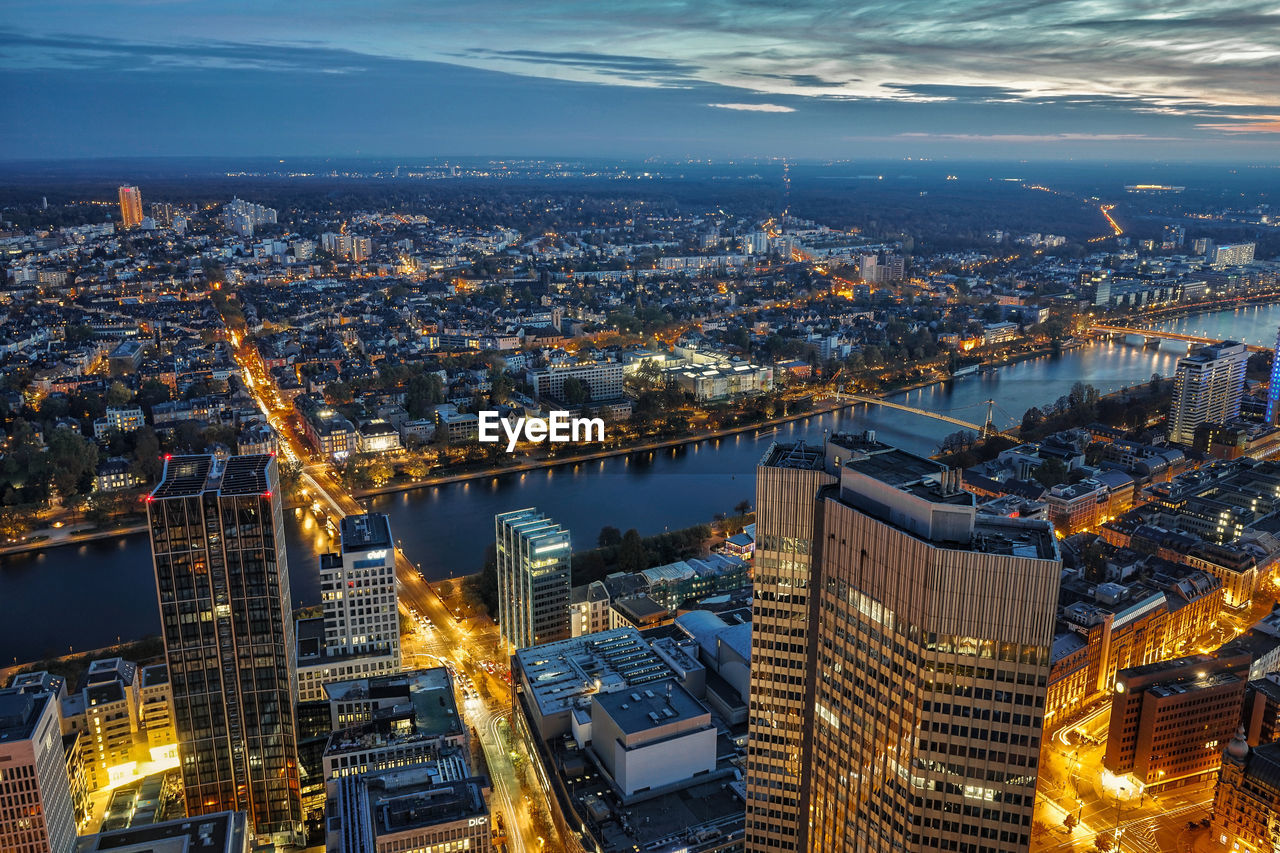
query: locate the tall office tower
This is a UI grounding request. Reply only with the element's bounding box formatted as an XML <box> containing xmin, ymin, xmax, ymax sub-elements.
<box><xmin>296</xmin><ymin>514</ymin><xmax>401</xmax><ymax>700</ymax></box>
<box><xmin>147</xmin><ymin>454</ymin><xmax>303</xmax><ymax>845</ymax></box>
<box><xmin>0</xmin><ymin>691</ymin><xmax>76</xmax><ymax>853</ymax></box>
<box><xmin>1267</xmin><ymin>326</ymin><xmax>1280</xmax><ymax>426</ymax></box>
<box><xmin>118</xmin><ymin>185</ymin><xmax>144</xmax><ymax>228</ymax></box>
<box><xmin>495</xmin><ymin>508</ymin><xmax>572</xmax><ymax>650</ymax></box>
<box><xmin>745</xmin><ymin>434</ymin><xmax>1061</xmax><ymax>853</ymax></box>
<box><xmin>745</xmin><ymin>442</ymin><xmax>837</xmax><ymax>852</ymax></box>
<box><xmin>1169</xmin><ymin>341</ymin><xmax>1248</xmax><ymax>446</ymax></box>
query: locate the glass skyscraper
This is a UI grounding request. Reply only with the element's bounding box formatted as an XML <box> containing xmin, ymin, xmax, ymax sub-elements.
<box><xmin>147</xmin><ymin>454</ymin><xmax>303</xmax><ymax>845</ymax></box>
<box><xmin>495</xmin><ymin>508</ymin><xmax>572</xmax><ymax>650</ymax></box>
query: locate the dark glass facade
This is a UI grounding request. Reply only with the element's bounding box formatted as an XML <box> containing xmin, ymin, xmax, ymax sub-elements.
<box><xmin>147</xmin><ymin>454</ymin><xmax>303</xmax><ymax>843</ymax></box>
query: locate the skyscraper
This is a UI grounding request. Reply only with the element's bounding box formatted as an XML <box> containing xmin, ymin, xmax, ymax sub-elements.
<box><xmin>118</xmin><ymin>185</ymin><xmax>143</xmax><ymax>229</ymax></box>
<box><xmin>745</xmin><ymin>434</ymin><xmax>1061</xmax><ymax>852</ymax></box>
<box><xmin>1169</xmin><ymin>341</ymin><xmax>1248</xmax><ymax>446</ymax></box>
<box><xmin>495</xmin><ymin>508</ymin><xmax>572</xmax><ymax>650</ymax></box>
<box><xmin>0</xmin><ymin>691</ymin><xmax>76</xmax><ymax>853</ymax></box>
<box><xmin>297</xmin><ymin>513</ymin><xmax>401</xmax><ymax>701</ymax></box>
<box><xmin>1267</xmin><ymin>327</ymin><xmax>1280</xmax><ymax>427</ymax></box>
<box><xmin>147</xmin><ymin>454</ymin><xmax>303</xmax><ymax>845</ymax></box>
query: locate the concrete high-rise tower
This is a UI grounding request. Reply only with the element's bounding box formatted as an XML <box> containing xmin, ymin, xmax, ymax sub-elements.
<box><xmin>745</xmin><ymin>434</ymin><xmax>1061</xmax><ymax>853</ymax></box>
<box><xmin>147</xmin><ymin>454</ymin><xmax>303</xmax><ymax>845</ymax></box>
<box><xmin>118</xmin><ymin>185</ymin><xmax>143</xmax><ymax>229</ymax></box>
<box><xmin>1169</xmin><ymin>341</ymin><xmax>1248</xmax><ymax>445</ymax></box>
<box><xmin>296</xmin><ymin>513</ymin><xmax>401</xmax><ymax>701</ymax></box>
<box><xmin>495</xmin><ymin>508</ymin><xmax>572</xmax><ymax>650</ymax></box>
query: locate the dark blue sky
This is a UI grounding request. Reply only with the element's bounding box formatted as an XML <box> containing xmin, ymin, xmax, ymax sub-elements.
<box><xmin>3</xmin><ymin>1</ymin><xmax>1279</xmax><ymax>160</ymax></box>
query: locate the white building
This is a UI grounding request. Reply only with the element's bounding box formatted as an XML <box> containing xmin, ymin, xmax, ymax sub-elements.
<box><xmin>589</xmin><ymin>681</ymin><xmax>717</xmax><ymax>798</ymax></box>
<box><xmin>93</xmin><ymin>406</ymin><xmax>145</xmax><ymax>440</ymax></box>
<box><xmin>1169</xmin><ymin>341</ymin><xmax>1248</xmax><ymax>445</ymax></box>
<box><xmin>0</xmin><ymin>692</ymin><xmax>76</xmax><ymax>853</ymax></box>
<box><xmin>1207</xmin><ymin>242</ymin><xmax>1255</xmax><ymax>269</ymax></box>
<box><xmin>297</xmin><ymin>513</ymin><xmax>400</xmax><ymax>702</ymax></box>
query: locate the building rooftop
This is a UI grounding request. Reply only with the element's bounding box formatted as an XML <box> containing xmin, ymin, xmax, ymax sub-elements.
<box><xmin>514</xmin><ymin>627</ymin><xmax>677</xmax><ymax>719</ymax></box>
<box><xmin>0</xmin><ymin>692</ymin><xmax>43</xmax><ymax>743</ymax></box>
<box><xmin>340</xmin><ymin>513</ymin><xmax>392</xmax><ymax>553</ymax></box>
<box><xmin>359</xmin><ymin>761</ymin><xmax>488</xmax><ymax>837</ymax></box>
<box><xmin>553</xmin><ymin>744</ymin><xmax>744</xmax><ymax>853</ymax></box>
<box><xmin>323</xmin><ymin>668</ymin><xmax>461</xmax><ymax>738</ymax></box>
<box><xmin>140</xmin><ymin>664</ymin><xmax>168</xmax><ymax>689</ymax></box>
<box><xmin>594</xmin><ymin>679</ymin><xmax>709</xmax><ymax>736</ymax></box>
<box><xmin>72</xmin><ymin>810</ymin><xmax>246</xmax><ymax>853</ymax></box>
<box><xmin>760</xmin><ymin>440</ymin><xmax>824</xmax><ymax>470</ymax></box>
<box><xmin>150</xmin><ymin>453</ymin><xmax>274</xmax><ymax>500</ymax></box>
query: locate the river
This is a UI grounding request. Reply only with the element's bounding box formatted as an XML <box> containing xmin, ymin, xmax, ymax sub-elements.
<box><xmin>3</xmin><ymin>302</ymin><xmax>1277</xmax><ymax>662</ymax></box>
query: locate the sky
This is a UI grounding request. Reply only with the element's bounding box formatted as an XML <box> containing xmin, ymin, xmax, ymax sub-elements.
<box><xmin>3</xmin><ymin>1</ymin><xmax>1279</xmax><ymax>161</ymax></box>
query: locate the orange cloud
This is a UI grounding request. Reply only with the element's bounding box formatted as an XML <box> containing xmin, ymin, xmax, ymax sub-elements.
<box><xmin>1197</xmin><ymin>115</ymin><xmax>1280</xmax><ymax>133</ymax></box>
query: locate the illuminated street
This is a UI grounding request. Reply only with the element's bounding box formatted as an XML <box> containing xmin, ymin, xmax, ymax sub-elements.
<box><xmin>227</xmin><ymin>331</ymin><xmax>557</xmax><ymax>852</ymax></box>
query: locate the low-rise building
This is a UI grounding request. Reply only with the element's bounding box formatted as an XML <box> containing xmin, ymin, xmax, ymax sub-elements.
<box><xmin>1210</xmin><ymin>731</ymin><xmax>1280</xmax><ymax>853</ymax></box>
<box><xmin>591</xmin><ymin>681</ymin><xmax>717</xmax><ymax>798</ymax></box>
<box><xmin>93</xmin><ymin>406</ymin><xmax>145</xmax><ymax>440</ymax></box>
<box><xmin>1105</xmin><ymin>652</ymin><xmax>1250</xmax><ymax>788</ymax></box>
<box><xmin>357</xmin><ymin>419</ymin><xmax>401</xmax><ymax>454</ymax></box>
<box><xmin>328</xmin><ymin>761</ymin><xmax>492</xmax><ymax>853</ymax></box>
<box><xmin>94</xmin><ymin>457</ymin><xmax>143</xmax><ymax>493</ymax></box>
<box><xmin>321</xmin><ymin>668</ymin><xmax>467</xmax><ymax>797</ymax></box>
<box><xmin>73</xmin><ymin>809</ymin><xmax>248</xmax><ymax>853</ymax></box>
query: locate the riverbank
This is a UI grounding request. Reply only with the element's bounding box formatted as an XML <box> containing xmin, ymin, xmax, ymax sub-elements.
<box><xmin>1113</xmin><ymin>289</ymin><xmax>1280</xmax><ymax>327</ymax></box>
<box><xmin>0</xmin><ymin>520</ymin><xmax>147</xmax><ymax>558</ymax></box>
<box><xmin>353</xmin><ymin>398</ymin><xmax>855</xmax><ymax>498</ymax></box>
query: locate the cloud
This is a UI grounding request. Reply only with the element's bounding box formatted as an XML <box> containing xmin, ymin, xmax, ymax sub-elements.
<box><xmin>895</xmin><ymin>132</ymin><xmax>1181</xmax><ymax>142</ymax></box>
<box><xmin>3</xmin><ymin>1</ymin><xmax>1280</xmax><ymax>157</ymax></box>
<box><xmin>454</xmin><ymin>48</ymin><xmax>699</xmax><ymax>86</ymax></box>
<box><xmin>1196</xmin><ymin>115</ymin><xmax>1280</xmax><ymax>133</ymax></box>
<box><xmin>708</xmin><ymin>102</ymin><xmax>795</xmax><ymax>113</ymax></box>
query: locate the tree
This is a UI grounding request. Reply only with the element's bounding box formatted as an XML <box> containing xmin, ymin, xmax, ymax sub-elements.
<box><xmin>562</xmin><ymin>376</ymin><xmax>591</xmax><ymax>406</ymax></box>
<box><xmin>105</xmin><ymin>381</ymin><xmax>134</xmax><ymax>407</ymax></box>
<box><xmin>46</xmin><ymin>428</ymin><xmax>98</xmax><ymax>501</ymax></box>
<box><xmin>617</xmin><ymin>528</ymin><xmax>647</xmax><ymax>574</ymax></box>
<box><xmin>488</xmin><ymin>369</ymin><xmax>514</xmax><ymax>405</ymax></box>
<box><xmin>1021</xmin><ymin>406</ymin><xmax>1044</xmax><ymax>435</ymax></box>
<box><xmin>734</xmin><ymin>499</ymin><xmax>753</xmax><ymax>516</ymax></box>
<box><xmin>1033</xmin><ymin>457</ymin><xmax>1069</xmax><ymax>488</ymax></box>
<box><xmin>437</xmin><ymin>579</ymin><xmax>455</xmax><ymax>598</ymax></box>
<box><xmin>406</xmin><ymin>373</ymin><xmax>445</xmax><ymax>419</ymax></box>
<box><xmin>129</xmin><ymin>428</ymin><xmax>163</xmax><ymax>483</ymax></box>
<box><xmin>597</xmin><ymin>526</ymin><xmax>622</xmax><ymax>548</ymax></box>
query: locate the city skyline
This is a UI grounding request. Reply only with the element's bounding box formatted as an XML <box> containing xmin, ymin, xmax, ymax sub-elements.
<box><xmin>3</xmin><ymin>1</ymin><xmax>1280</xmax><ymax>161</ymax></box>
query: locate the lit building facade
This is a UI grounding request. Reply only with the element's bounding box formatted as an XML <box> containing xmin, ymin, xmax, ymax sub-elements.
<box><xmin>297</xmin><ymin>513</ymin><xmax>400</xmax><ymax>702</ymax></box>
<box><xmin>118</xmin><ymin>185</ymin><xmax>144</xmax><ymax>229</ymax></box>
<box><xmin>1169</xmin><ymin>342</ymin><xmax>1248</xmax><ymax>446</ymax></box>
<box><xmin>1105</xmin><ymin>652</ymin><xmax>1250</xmax><ymax>788</ymax></box>
<box><xmin>745</xmin><ymin>434</ymin><xmax>1061</xmax><ymax>853</ymax></box>
<box><xmin>1210</xmin><ymin>731</ymin><xmax>1280</xmax><ymax>853</ymax></box>
<box><xmin>495</xmin><ymin>508</ymin><xmax>572</xmax><ymax>650</ymax></box>
<box><xmin>147</xmin><ymin>454</ymin><xmax>303</xmax><ymax>844</ymax></box>
<box><xmin>0</xmin><ymin>692</ymin><xmax>76</xmax><ymax>853</ymax></box>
